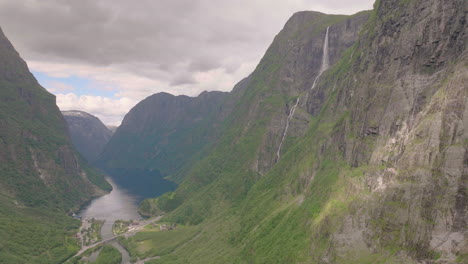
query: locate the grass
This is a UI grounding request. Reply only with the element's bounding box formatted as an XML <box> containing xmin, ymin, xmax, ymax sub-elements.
<box><xmin>93</xmin><ymin>245</ymin><xmax>122</xmax><ymax>264</ymax></box>
<box><xmin>122</xmin><ymin>225</ymin><xmax>201</xmax><ymax>259</ymax></box>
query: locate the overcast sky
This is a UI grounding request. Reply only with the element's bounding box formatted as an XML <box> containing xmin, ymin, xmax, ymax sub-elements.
<box><xmin>0</xmin><ymin>0</ymin><xmax>373</xmax><ymax>125</ymax></box>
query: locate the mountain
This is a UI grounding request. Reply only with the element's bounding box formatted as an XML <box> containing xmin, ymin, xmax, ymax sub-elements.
<box><xmin>0</xmin><ymin>27</ymin><xmax>110</xmax><ymax>263</ymax></box>
<box><xmin>116</xmin><ymin>0</ymin><xmax>467</xmax><ymax>263</ymax></box>
<box><xmin>62</xmin><ymin>110</ymin><xmax>113</xmax><ymax>163</ymax></box>
<box><xmin>97</xmin><ymin>90</ymin><xmax>230</xmax><ymax>179</ymax></box>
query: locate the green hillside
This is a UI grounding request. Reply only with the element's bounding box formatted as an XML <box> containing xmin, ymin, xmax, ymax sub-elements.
<box><xmin>126</xmin><ymin>0</ymin><xmax>467</xmax><ymax>263</ymax></box>
<box><xmin>0</xmin><ymin>26</ymin><xmax>110</xmax><ymax>263</ymax></box>
<box><xmin>97</xmin><ymin>91</ymin><xmax>230</xmax><ymax>181</ymax></box>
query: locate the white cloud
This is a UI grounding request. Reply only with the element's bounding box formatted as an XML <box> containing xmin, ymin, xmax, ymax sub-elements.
<box><xmin>30</xmin><ymin>59</ymin><xmax>256</xmax><ymax>125</ymax></box>
<box><xmin>56</xmin><ymin>93</ymin><xmax>138</xmax><ymax>126</ymax></box>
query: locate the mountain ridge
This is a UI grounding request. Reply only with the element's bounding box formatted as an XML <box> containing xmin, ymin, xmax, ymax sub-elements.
<box><xmin>62</xmin><ymin>110</ymin><xmax>112</xmax><ymax>163</ymax></box>
<box><xmin>97</xmin><ymin>90</ymin><xmax>231</xmax><ymax>180</ymax></box>
<box><xmin>115</xmin><ymin>1</ymin><xmax>467</xmax><ymax>263</ymax></box>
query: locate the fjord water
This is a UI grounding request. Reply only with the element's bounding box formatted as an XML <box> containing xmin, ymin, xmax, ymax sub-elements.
<box><xmin>79</xmin><ymin>169</ymin><xmax>176</xmax><ymax>263</ymax></box>
<box><xmin>79</xmin><ymin>168</ymin><xmax>177</xmax><ymax>236</ymax></box>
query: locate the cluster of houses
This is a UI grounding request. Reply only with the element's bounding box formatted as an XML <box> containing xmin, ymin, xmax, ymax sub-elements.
<box><xmin>71</xmin><ymin>212</ymin><xmax>82</xmax><ymax>219</ymax></box>
<box><xmin>159</xmin><ymin>223</ymin><xmax>177</xmax><ymax>231</ymax></box>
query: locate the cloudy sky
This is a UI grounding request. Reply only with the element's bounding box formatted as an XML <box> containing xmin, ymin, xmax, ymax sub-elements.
<box><xmin>0</xmin><ymin>0</ymin><xmax>373</xmax><ymax>125</ymax></box>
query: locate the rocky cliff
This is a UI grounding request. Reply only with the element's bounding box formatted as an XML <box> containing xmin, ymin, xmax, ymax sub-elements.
<box><xmin>62</xmin><ymin>110</ymin><xmax>112</xmax><ymax>163</ymax></box>
<box><xmin>122</xmin><ymin>0</ymin><xmax>467</xmax><ymax>263</ymax></box>
<box><xmin>0</xmin><ymin>26</ymin><xmax>110</xmax><ymax>263</ymax></box>
<box><xmin>97</xmin><ymin>90</ymin><xmax>229</xmax><ymax>179</ymax></box>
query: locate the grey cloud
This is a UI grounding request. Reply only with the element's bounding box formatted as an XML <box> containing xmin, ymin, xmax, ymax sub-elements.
<box><xmin>188</xmin><ymin>56</ymin><xmax>223</xmax><ymax>72</ymax></box>
<box><xmin>0</xmin><ymin>0</ymin><xmax>374</xmax><ymax>92</ymax></box>
<box><xmin>170</xmin><ymin>74</ymin><xmax>197</xmax><ymax>86</ymax></box>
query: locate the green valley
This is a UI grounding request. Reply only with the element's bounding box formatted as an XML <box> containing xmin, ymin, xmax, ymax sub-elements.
<box><xmin>0</xmin><ymin>0</ymin><xmax>466</xmax><ymax>263</ymax></box>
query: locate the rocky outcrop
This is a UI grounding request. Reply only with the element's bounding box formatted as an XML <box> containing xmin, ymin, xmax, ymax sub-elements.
<box><xmin>62</xmin><ymin>110</ymin><xmax>112</xmax><ymax>163</ymax></box>
<box><xmin>309</xmin><ymin>0</ymin><xmax>467</xmax><ymax>261</ymax></box>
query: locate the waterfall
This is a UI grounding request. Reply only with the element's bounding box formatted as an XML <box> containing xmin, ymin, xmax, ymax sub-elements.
<box><xmin>320</xmin><ymin>26</ymin><xmax>330</xmax><ymax>73</ymax></box>
<box><xmin>276</xmin><ymin>26</ymin><xmax>330</xmax><ymax>162</ymax></box>
<box><xmin>275</xmin><ymin>97</ymin><xmax>299</xmax><ymax>161</ymax></box>
<box><xmin>304</xmin><ymin>26</ymin><xmax>330</xmax><ymax>102</ymax></box>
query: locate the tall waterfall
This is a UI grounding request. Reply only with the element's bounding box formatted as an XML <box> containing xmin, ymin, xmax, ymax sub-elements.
<box><xmin>276</xmin><ymin>26</ymin><xmax>330</xmax><ymax>162</ymax></box>
<box><xmin>320</xmin><ymin>26</ymin><xmax>330</xmax><ymax>73</ymax></box>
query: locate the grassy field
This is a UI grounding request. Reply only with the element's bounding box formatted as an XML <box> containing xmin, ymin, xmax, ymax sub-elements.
<box><xmin>121</xmin><ymin>225</ymin><xmax>200</xmax><ymax>260</ymax></box>
<box><xmin>93</xmin><ymin>245</ymin><xmax>122</xmax><ymax>264</ymax></box>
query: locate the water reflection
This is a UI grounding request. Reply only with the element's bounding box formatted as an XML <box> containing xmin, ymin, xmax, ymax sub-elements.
<box><xmin>79</xmin><ymin>177</ymin><xmax>141</xmax><ymax>221</ymax></box>
<box><xmin>78</xmin><ymin>169</ymin><xmax>177</xmax><ymax>222</ymax></box>
<box><xmin>77</xmin><ymin>169</ymin><xmax>176</xmax><ymax>263</ymax></box>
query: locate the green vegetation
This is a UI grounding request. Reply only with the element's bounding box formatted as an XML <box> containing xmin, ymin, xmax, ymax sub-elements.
<box><xmin>81</xmin><ymin>219</ymin><xmax>104</xmax><ymax>246</ymax></box>
<box><xmin>121</xmin><ymin>225</ymin><xmax>200</xmax><ymax>260</ymax></box>
<box><xmin>139</xmin><ymin>194</ymin><xmax>179</xmax><ymax>217</ymax></box>
<box><xmin>123</xmin><ymin>2</ymin><xmax>468</xmax><ymax>262</ymax></box>
<box><xmin>0</xmin><ymin>0</ymin><xmax>461</xmax><ymax>261</ymax></box>
<box><xmin>93</xmin><ymin>245</ymin><xmax>122</xmax><ymax>264</ymax></box>
<box><xmin>97</xmin><ymin>92</ymin><xmax>228</xmax><ymax>181</ymax></box>
<box><xmin>113</xmin><ymin>220</ymin><xmax>133</xmax><ymax>235</ymax></box>
<box><xmin>0</xmin><ymin>27</ymin><xmax>109</xmax><ymax>262</ymax></box>
<box><xmin>66</xmin><ymin>244</ymin><xmax>122</xmax><ymax>264</ymax></box>
<box><xmin>120</xmin><ymin>11</ymin><xmax>377</xmax><ymax>264</ymax></box>
<box><xmin>82</xmin><ymin>164</ymin><xmax>112</xmax><ymax>192</ymax></box>
<box><xmin>0</xmin><ymin>194</ymin><xmax>80</xmax><ymax>264</ymax></box>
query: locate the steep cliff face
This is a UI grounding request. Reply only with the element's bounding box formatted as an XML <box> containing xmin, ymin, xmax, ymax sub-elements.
<box><xmin>147</xmin><ymin>11</ymin><xmax>371</xmax><ymax>220</ymax></box>
<box><xmin>97</xmin><ymin>91</ymin><xmax>229</xmax><ymax>178</ymax></box>
<box><xmin>0</xmin><ymin>27</ymin><xmax>109</xmax><ymax>208</ymax></box>
<box><xmin>301</xmin><ymin>0</ymin><xmax>468</xmax><ymax>262</ymax></box>
<box><xmin>0</xmin><ymin>27</ymin><xmax>109</xmax><ymax>263</ymax></box>
<box><xmin>248</xmin><ymin>11</ymin><xmax>370</xmax><ymax>174</ymax></box>
<box><xmin>62</xmin><ymin>110</ymin><xmax>112</xmax><ymax>163</ymax></box>
<box><xmin>125</xmin><ymin>1</ymin><xmax>466</xmax><ymax>263</ymax></box>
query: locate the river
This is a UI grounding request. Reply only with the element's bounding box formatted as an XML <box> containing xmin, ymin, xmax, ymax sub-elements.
<box><xmin>79</xmin><ymin>169</ymin><xmax>176</xmax><ymax>264</ymax></box>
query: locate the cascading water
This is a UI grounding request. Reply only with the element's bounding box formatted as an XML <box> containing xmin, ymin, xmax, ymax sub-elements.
<box><xmin>304</xmin><ymin>26</ymin><xmax>329</xmax><ymax>102</ymax></box>
<box><xmin>276</xmin><ymin>26</ymin><xmax>329</xmax><ymax>162</ymax></box>
<box><xmin>320</xmin><ymin>26</ymin><xmax>330</xmax><ymax>72</ymax></box>
<box><xmin>275</xmin><ymin>97</ymin><xmax>299</xmax><ymax>161</ymax></box>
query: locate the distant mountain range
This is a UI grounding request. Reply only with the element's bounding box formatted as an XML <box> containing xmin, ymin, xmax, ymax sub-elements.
<box><xmin>62</xmin><ymin>110</ymin><xmax>113</xmax><ymax>163</ymax></box>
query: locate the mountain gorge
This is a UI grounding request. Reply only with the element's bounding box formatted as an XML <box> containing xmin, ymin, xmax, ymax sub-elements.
<box><xmin>0</xmin><ymin>27</ymin><xmax>110</xmax><ymax>263</ymax></box>
<box><xmin>112</xmin><ymin>0</ymin><xmax>467</xmax><ymax>263</ymax></box>
<box><xmin>0</xmin><ymin>0</ymin><xmax>466</xmax><ymax>263</ymax></box>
